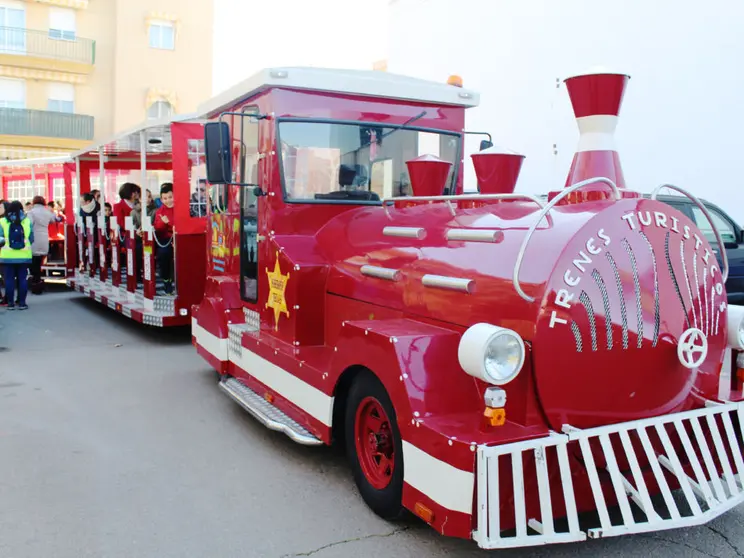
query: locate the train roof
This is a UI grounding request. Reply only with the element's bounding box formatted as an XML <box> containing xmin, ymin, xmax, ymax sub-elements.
<box><xmin>0</xmin><ymin>155</ymin><xmax>72</xmax><ymax>170</ymax></box>
<box><xmin>198</xmin><ymin>66</ymin><xmax>481</xmax><ymax>118</ymax></box>
<box><xmin>71</xmin><ymin>113</ymin><xmax>204</xmax><ymax>162</ymax></box>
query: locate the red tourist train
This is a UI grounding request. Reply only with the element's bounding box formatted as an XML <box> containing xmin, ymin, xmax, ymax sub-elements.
<box><xmin>189</xmin><ymin>67</ymin><xmax>744</xmax><ymax>549</ymax></box>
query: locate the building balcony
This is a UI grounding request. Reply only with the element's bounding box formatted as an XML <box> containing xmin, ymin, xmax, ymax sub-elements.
<box><xmin>0</xmin><ymin>108</ymin><xmax>94</xmax><ymax>150</ymax></box>
<box><xmin>0</xmin><ymin>27</ymin><xmax>95</xmax><ymax>74</ymax></box>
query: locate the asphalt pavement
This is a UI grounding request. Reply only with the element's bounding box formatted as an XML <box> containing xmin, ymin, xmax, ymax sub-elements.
<box><xmin>1</xmin><ymin>287</ymin><xmax>743</xmax><ymax>557</ymax></box>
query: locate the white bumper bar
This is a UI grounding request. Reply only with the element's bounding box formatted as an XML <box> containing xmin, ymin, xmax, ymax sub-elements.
<box><xmin>475</xmin><ymin>400</ymin><xmax>744</xmax><ymax>549</ymax></box>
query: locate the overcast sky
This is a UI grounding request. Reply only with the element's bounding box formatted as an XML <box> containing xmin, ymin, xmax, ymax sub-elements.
<box><xmin>212</xmin><ymin>0</ymin><xmax>389</xmax><ymax>95</ymax></box>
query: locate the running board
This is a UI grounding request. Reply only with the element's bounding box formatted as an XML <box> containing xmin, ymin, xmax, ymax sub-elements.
<box><xmin>219</xmin><ymin>377</ymin><xmax>322</xmax><ymax>446</ymax></box>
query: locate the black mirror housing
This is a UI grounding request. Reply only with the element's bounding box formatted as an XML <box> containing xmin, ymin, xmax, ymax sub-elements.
<box><xmin>204</xmin><ymin>121</ymin><xmax>232</xmax><ymax>185</ymax></box>
<box><xmin>479</xmin><ymin>139</ymin><xmax>493</xmax><ymax>151</ymax></box>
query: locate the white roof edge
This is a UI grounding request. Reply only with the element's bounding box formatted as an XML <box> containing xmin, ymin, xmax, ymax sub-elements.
<box><xmin>199</xmin><ymin>66</ymin><xmax>480</xmax><ymax>118</ymax></box>
<box><xmin>0</xmin><ymin>155</ymin><xmax>72</xmax><ymax>167</ymax></box>
<box><xmin>70</xmin><ymin>112</ymin><xmax>204</xmax><ymax>159</ymax></box>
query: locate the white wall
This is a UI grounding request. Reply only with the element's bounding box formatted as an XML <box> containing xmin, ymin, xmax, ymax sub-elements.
<box><xmin>213</xmin><ymin>0</ymin><xmax>389</xmax><ymax>96</ymax></box>
<box><xmin>388</xmin><ymin>0</ymin><xmax>744</xmax><ymax>222</ymax></box>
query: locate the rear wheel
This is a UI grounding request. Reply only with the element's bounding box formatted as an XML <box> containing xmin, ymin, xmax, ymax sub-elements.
<box><xmin>345</xmin><ymin>371</ymin><xmax>405</xmax><ymax>520</ymax></box>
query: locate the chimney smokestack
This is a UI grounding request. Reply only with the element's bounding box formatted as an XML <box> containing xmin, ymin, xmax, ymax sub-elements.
<box><xmin>471</xmin><ymin>146</ymin><xmax>525</xmax><ymax>195</ymax></box>
<box><xmin>405</xmin><ymin>154</ymin><xmax>452</xmax><ymax>197</ymax></box>
<box><xmin>564</xmin><ymin>67</ymin><xmax>630</xmax><ymax>198</ymax></box>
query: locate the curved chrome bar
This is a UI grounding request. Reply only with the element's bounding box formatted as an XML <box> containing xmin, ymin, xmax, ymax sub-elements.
<box><xmin>512</xmin><ymin>177</ymin><xmax>620</xmax><ymax>303</ymax></box>
<box><xmin>651</xmin><ymin>183</ymin><xmax>729</xmax><ymax>282</ymax></box>
<box><xmin>381</xmin><ymin>192</ymin><xmax>545</xmax><ymax>219</ymax></box>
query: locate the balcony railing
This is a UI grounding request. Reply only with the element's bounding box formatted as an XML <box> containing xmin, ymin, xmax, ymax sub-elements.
<box><xmin>0</xmin><ymin>27</ymin><xmax>95</xmax><ymax>65</ymax></box>
<box><xmin>0</xmin><ymin>108</ymin><xmax>94</xmax><ymax>140</ymax></box>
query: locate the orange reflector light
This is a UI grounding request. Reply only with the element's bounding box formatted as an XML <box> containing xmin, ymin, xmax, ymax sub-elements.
<box><xmin>414</xmin><ymin>502</ymin><xmax>435</xmax><ymax>523</ymax></box>
<box><xmin>447</xmin><ymin>74</ymin><xmax>463</xmax><ymax>87</ymax></box>
<box><xmin>484</xmin><ymin>407</ymin><xmax>506</xmax><ymax>427</ymax></box>
<box><xmin>264</xmin><ymin>392</ymin><xmax>274</xmax><ymax>403</ymax></box>
<box><xmin>737</xmin><ymin>369</ymin><xmax>744</xmax><ymax>382</ymax></box>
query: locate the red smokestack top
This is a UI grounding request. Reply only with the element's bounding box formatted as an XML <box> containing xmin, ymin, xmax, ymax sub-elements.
<box><xmin>563</xmin><ymin>67</ymin><xmax>634</xmax><ymax>200</ymax></box>
<box><xmin>406</xmin><ymin>154</ymin><xmax>452</xmax><ymax>197</ymax></box>
<box><xmin>471</xmin><ymin>146</ymin><xmax>525</xmax><ymax>195</ymax></box>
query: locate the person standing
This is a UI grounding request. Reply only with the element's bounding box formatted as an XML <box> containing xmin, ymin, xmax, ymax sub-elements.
<box><xmin>153</xmin><ymin>183</ymin><xmax>175</xmax><ymax>294</ymax></box>
<box><xmin>28</xmin><ymin>196</ymin><xmax>61</xmax><ymax>293</ymax></box>
<box><xmin>0</xmin><ymin>201</ymin><xmax>33</xmax><ymax>310</ymax></box>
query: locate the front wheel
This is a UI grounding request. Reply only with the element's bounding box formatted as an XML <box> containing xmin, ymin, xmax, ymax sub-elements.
<box><xmin>345</xmin><ymin>371</ymin><xmax>405</xmax><ymax>520</ymax></box>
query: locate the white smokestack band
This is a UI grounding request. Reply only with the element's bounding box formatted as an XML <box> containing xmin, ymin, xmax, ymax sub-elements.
<box><xmin>576</xmin><ymin>115</ymin><xmax>619</xmax><ymax>152</ymax></box>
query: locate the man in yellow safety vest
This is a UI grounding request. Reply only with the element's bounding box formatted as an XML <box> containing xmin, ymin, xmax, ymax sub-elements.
<box><xmin>0</xmin><ymin>200</ymin><xmax>34</xmax><ymax>310</ymax></box>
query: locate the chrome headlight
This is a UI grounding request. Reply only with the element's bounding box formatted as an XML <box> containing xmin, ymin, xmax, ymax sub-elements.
<box><xmin>458</xmin><ymin>323</ymin><xmax>526</xmax><ymax>385</ymax></box>
<box><xmin>727</xmin><ymin>305</ymin><xmax>744</xmax><ymax>350</ymax></box>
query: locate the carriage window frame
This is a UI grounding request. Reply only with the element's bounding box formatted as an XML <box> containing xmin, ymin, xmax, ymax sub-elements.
<box><xmin>274</xmin><ymin>117</ymin><xmax>462</xmax><ymax>205</ymax></box>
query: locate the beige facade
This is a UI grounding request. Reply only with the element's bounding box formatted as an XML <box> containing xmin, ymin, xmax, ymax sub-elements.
<box><xmin>0</xmin><ymin>0</ymin><xmax>213</xmax><ymax>159</ymax></box>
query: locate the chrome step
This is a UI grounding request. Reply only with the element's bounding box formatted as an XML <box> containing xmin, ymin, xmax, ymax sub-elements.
<box><xmin>219</xmin><ymin>377</ymin><xmax>322</xmax><ymax>446</ymax></box>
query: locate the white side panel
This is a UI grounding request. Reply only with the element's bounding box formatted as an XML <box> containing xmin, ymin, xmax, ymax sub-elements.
<box><xmin>232</xmin><ymin>342</ymin><xmax>334</xmax><ymax>427</ymax></box>
<box><xmin>192</xmin><ymin>318</ymin><xmax>228</xmax><ymax>361</ymax></box>
<box><xmin>402</xmin><ymin>440</ymin><xmax>474</xmax><ymax>514</ymax></box>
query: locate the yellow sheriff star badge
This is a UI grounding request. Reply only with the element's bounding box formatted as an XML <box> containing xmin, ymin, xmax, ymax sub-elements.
<box><xmin>265</xmin><ymin>252</ymin><xmax>290</xmax><ymax>330</ymax></box>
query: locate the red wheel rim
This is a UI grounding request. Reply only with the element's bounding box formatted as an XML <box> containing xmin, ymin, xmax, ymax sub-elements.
<box><xmin>354</xmin><ymin>396</ymin><xmax>395</xmax><ymax>490</ymax></box>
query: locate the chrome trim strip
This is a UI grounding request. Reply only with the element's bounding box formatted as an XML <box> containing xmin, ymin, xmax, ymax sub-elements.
<box><xmin>446</xmin><ymin>229</ymin><xmax>504</xmax><ymax>242</ymax></box>
<box><xmin>360</xmin><ymin>265</ymin><xmax>401</xmax><ymax>281</ymax></box>
<box><xmin>422</xmin><ymin>274</ymin><xmax>474</xmax><ymax>294</ymax></box>
<box><xmin>383</xmin><ymin>226</ymin><xmax>426</xmax><ymax>239</ymax></box>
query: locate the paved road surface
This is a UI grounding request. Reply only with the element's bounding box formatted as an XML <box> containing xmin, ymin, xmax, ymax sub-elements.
<box><xmin>1</xmin><ymin>289</ymin><xmax>744</xmax><ymax>557</ymax></box>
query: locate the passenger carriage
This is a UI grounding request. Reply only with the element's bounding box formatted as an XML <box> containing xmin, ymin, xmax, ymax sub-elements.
<box><xmin>190</xmin><ymin>66</ymin><xmax>744</xmax><ymax>549</ymax></box>
<box><xmin>0</xmin><ymin>156</ymin><xmax>70</xmax><ymax>278</ymax></box>
<box><xmin>65</xmin><ymin>115</ymin><xmax>208</xmax><ymax>326</ymax></box>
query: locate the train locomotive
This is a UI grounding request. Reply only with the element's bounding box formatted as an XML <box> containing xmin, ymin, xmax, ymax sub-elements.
<box><xmin>189</xmin><ymin>65</ymin><xmax>744</xmax><ymax>548</ymax></box>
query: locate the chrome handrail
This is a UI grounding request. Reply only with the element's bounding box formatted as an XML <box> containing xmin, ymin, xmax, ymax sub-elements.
<box><xmin>651</xmin><ymin>183</ymin><xmax>729</xmax><ymax>282</ymax></box>
<box><xmin>381</xmin><ymin>192</ymin><xmax>545</xmax><ymax>218</ymax></box>
<box><xmin>512</xmin><ymin>177</ymin><xmax>620</xmax><ymax>303</ymax></box>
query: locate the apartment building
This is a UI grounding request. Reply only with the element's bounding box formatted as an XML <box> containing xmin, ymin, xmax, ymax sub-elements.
<box><xmin>0</xmin><ymin>0</ymin><xmax>213</xmax><ymax>160</ymax></box>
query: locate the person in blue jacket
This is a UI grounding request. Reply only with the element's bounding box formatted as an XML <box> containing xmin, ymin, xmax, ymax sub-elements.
<box><xmin>0</xmin><ymin>200</ymin><xmax>34</xmax><ymax>310</ymax></box>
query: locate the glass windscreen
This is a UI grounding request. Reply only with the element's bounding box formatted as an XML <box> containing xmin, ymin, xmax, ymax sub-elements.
<box><xmin>691</xmin><ymin>206</ymin><xmax>738</xmax><ymax>244</ymax></box>
<box><xmin>278</xmin><ymin>121</ymin><xmax>460</xmax><ymax>202</ymax></box>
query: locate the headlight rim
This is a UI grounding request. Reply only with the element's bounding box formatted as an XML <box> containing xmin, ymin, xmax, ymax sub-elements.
<box><xmin>458</xmin><ymin>322</ymin><xmax>526</xmax><ymax>387</ymax></box>
<box><xmin>482</xmin><ymin>329</ymin><xmax>526</xmax><ymax>385</ymax></box>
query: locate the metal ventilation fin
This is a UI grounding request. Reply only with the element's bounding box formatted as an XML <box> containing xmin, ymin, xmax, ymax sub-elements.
<box><xmin>579</xmin><ymin>291</ymin><xmax>598</xmax><ymax>352</ymax></box>
<box><xmin>638</xmin><ymin>232</ymin><xmax>660</xmax><ymax>347</ymax></box>
<box><xmin>571</xmin><ymin>321</ymin><xmax>583</xmax><ymax>352</ymax></box>
<box><xmin>591</xmin><ymin>269</ymin><xmax>613</xmax><ymax>350</ymax></box>
<box><xmin>621</xmin><ymin>238</ymin><xmax>644</xmax><ymax>347</ymax></box>
<box><xmin>605</xmin><ymin>252</ymin><xmax>629</xmax><ymax>349</ymax></box>
<box><xmin>665</xmin><ymin>232</ymin><xmax>691</xmax><ymax>329</ymax></box>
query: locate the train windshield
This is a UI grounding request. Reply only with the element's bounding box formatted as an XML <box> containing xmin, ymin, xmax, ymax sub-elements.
<box><xmin>277</xmin><ymin>120</ymin><xmax>460</xmax><ymax>202</ymax></box>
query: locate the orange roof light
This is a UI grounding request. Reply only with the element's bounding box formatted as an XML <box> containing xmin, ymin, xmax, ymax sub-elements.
<box><xmin>447</xmin><ymin>75</ymin><xmax>463</xmax><ymax>88</ymax></box>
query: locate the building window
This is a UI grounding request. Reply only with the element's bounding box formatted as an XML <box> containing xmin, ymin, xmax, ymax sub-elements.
<box><xmin>47</xmin><ymin>82</ymin><xmax>74</xmax><ymax>113</ymax></box>
<box><xmin>149</xmin><ymin>21</ymin><xmax>174</xmax><ymax>50</ymax></box>
<box><xmin>0</xmin><ymin>2</ymin><xmax>26</xmax><ymax>53</ymax></box>
<box><xmin>0</xmin><ymin>77</ymin><xmax>25</xmax><ymax>108</ymax></box>
<box><xmin>147</xmin><ymin>100</ymin><xmax>173</xmax><ymax>121</ymax></box>
<box><xmin>49</xmin><ymin>7</ymin><xmax>76</xmax><ymax>41</ymax></box>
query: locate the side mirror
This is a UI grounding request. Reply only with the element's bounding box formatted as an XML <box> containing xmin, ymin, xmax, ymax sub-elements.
<box><xmin>204</xmin><ymin>121</ymin><xmax>232</xmax><ymax>185</ymax></box>
<box><xmin>479</xmin><ymin>139</ymin><xmax>493</xmax><ymax>151</ymax></box>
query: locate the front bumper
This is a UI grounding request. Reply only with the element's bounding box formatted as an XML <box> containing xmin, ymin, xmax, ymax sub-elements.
<box><xmin>474</xmin><ymin>400</ymin><xmax>744</xmax><ymax>549</ymax></box>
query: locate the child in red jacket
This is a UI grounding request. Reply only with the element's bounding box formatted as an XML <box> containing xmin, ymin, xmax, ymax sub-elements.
<box><xmin>153</xmin><ymin>183</ymin><xmax>175</xmax><ymax>294</ymax></box>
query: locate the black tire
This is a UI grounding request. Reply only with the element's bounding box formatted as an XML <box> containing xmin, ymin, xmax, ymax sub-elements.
<box><xmin>345</xmin><ymin>370</ymin><xmax>405</xmax><ymax>520</ymax></box>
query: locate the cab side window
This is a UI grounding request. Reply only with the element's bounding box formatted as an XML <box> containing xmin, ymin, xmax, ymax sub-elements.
<box><xmin>690</xmin><ymin>206</ymin><xmax>738</xmax><ymax>244</ymax></box>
